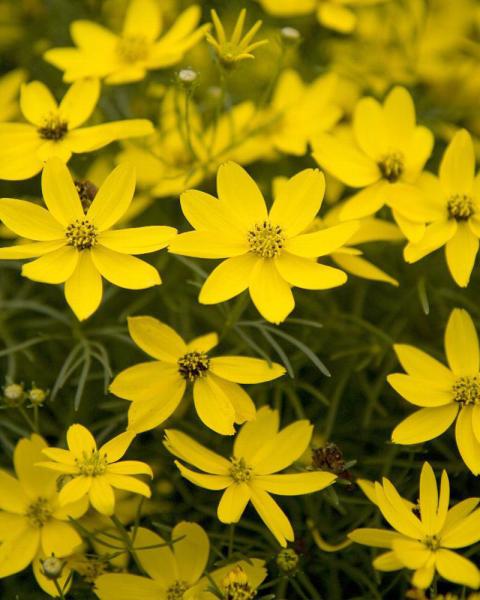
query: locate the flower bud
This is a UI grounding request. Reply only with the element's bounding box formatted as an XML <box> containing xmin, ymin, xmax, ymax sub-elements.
<box><xmin>4</xmin><ymin>383</ymin><xmax>25</xmax><ymax>406</ymax></box>
<box><xmin>28</xmin><ymin>387</ymin><xmax>47</xmax><ymax>406</ymax></box>
<box><xmin>41</xmin><ymin>555</ymin><xmax>65</xmax><ymax>580</ymax></box>
<box><xmin>178</xmin><ymin>68</ymin><xmax>198</xmax><ymax>86</ymax></box>
<box><xmin>280</xmin><ymin>27</ymin><xmax>301</xmax><ymax>45</ymax></box>
<box><xmin>276</xmin><ymin>548</ymin><xmax>299</xmax><ymax>575</ymax></box>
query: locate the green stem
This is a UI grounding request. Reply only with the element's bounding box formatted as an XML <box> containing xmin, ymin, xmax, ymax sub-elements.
<box><xmin>18</xmin><ymin>406</ymin><xmax>38</xmax><ymax>433</ymax></box>
<box><xmin>228</xmin><ymin>523</ymin><xmax>235</xmax><ymax>558</ymax></box>
<box><xmin>53</xmin><ymin>579</ymin><xmax>66</xmax><ymax>600</ymax></box>
<box><xmin>110</xmin><ymin>515</ymin><xmax>146</xmax><ymax>575</ymax></box>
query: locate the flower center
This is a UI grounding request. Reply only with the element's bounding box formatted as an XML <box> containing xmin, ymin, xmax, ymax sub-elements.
<box><xmin>26</xmin><ymin>497</ymin><xmax>52</xmax><ymax>527</ymax></box>
<box><xmin>423</xmin><ymin>534</ymin><xmax>441</xmax><ymax>551</ymax></box>
<box><xmin>229</xmin><ymin>457</ymin><xmax>253</xmax><ymax>483</ymax></box>
<box><xmin>75</xmin><ymin>180</ymin><xmax>98</xmax><ymax>213</ymax></box>
<box><xmin>177</xmin><ymin>351</ymin><xmax>210</xmax><ymax>382</ymax></box>
<box><xmin>75</xmin><ymin>450</ymin><xmax>108</xmax><ymax>476</ymax></box>
<box><xmin>116</xmin><ymin>36</ymin><xmax>149</xmax><ymax>63</ymax></box>
<box><xmin>37</xmin><ymin>116</ymin><xmax>68</xmax><ymax>141</ymax></box>
<box><xmin>222</xmin><ymin>566</ymin><xmax>257</xmax><ymax>600</ymax></box>
<box><xmin>248</xmin><ymin>221</ymin><xmax>285</xmax><ymax>258</ymax></box>
<box><xmin>447</xmin><ymin>194</ymin><xmax>475</xmax><ymax>220</ymax></box>
<box><xmin>166</xmin><ymin>580</ymin><xmax>189</xmax><ymax>600</ymax></box>
<box><xmin>378</xmin><ymin>152</ymin><xmax>404</xmax><ymax>183</ymax></box>
<box><xmin>452</xmin><ymin>375</ymin><xmax>480</xmax><ymax>405</ymax></box>
<box><xmin>66</xmin><ymin>219</ymin><xmax>97</xmax><ymax>250</ymax></box>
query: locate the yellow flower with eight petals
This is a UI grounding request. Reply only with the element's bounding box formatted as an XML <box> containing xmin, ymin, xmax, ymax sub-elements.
<box><xmin>168</xmin><ymin>162</ymin><xmax>359</xmax><ymax>324</ymax></box>
<box><xmin>0</xmin><ymin>158</ymin><xmax>176</xmax><ymax>320</ymax></box>
<box><xmin>37</xmin><ymin>424</ymin><xmax>152</xmax><ymax>516</ymax></box>
<box><xmin>404</xmin><ymin>129</ymin><xmax>480</xmax><ymax>287</ymax></box>
<box><xmin>388</xmin><ymin>308</ymin><xmax>480</xmax><ymax>474</ymax></box>
<box><xmin>110</xmin><ymin>315</ymin><xmax>285</xmax><ymax>435</ymax></box>
<box><xmin>0</xmin><ymin>434</ymin><xmax>87</xmax><ymax>595</ymax></box>
<box><xmin>44</xmin><ymin>0</ymin><xmax>209</xmax><ymax>84</ymax></box>
<box><xmin>0</xmin><ymin>78</ymin><xmax>153</xmax><ymax>180</ymax></box>
<box><xmin>165</xmin><ymin>406</ymin><xmax>337</xmax><ymax>547</ymax></box>
<box><xmin>349</xmin><ymin>462</ymin><xmax>480</xmax><ymax>589</ymax></box>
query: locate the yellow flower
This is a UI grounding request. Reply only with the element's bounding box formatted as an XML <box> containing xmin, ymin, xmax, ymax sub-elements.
<box><xmin>0</xmin><ymin>68</ymin><xmax>25</xmax><ymax>121</ymax></box>
<box><xmin>44</xmin><ymin>0</ymin><xmax>209</xmax><ymax>84</ymax></box>
<box><xmin>262</xmin><ymin>69</ymin><xmax>343</xmax><ymax>156</ymax></box>
<box><xmin>312</xmin><ymin>87</ymin><xmax>434</xmax><ymax>241</ymax></box>
<box><xmin>0</xmin><ymin>78</ymin><xmax>153</xmax><ymax>180</ymax></box>
<box><xmin>0</xmin><ymin>434</ymin><xmax>87</xmax><ymax>595</ymax></box>
<box><xmin>206</xmin><ymin>8</ymin><xmax>268</xmax><ymax>68</ymax></box>
<box><xmin>0</xmin><ymin>158</ymin><xmax>176</xmax><ymax>320</ymax></box>
<box><xmin>349</xmin><ymin>462</ymin><xmax>480</xmax><ymax>589</ymax></box>
<box><xmin>404</xmin><ymin>129</ymin><xmax>480</xmax><ymax>287</ymax></box>
<box><xmin>165</xmin><ymin>406</ymin><xmax>337</xmax><ymax>547</ymax></box>
<box><xmin>168</xmin><ymin>163</ymin><xmax>359</xmax><ymax>324</ymax></box>
<box><xmin>110</xmin><ymin>315</ymin><xmax>285</xmax><ymax>435</ymax></box>
<box><xmin>94</xmin><ymin>522</ymin><xmax>267</xmax><ymax>599</ymax></box>
<box><xmin>258</xmin><ymin>0</ymin><xmax>385</xmax><ymax>34</ymax></box>
<box><xmin>37</xmin><ymin>424</ymin><xmax>152</xmax><ymax>516</ymax></box>
<box><xmin>388</xmin><ymin>308</ymin><xmax>480</xmax><ymax>475</ymax></box>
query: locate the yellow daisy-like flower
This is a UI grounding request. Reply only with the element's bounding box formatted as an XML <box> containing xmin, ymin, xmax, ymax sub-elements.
<box><xmin>110</xmin><ymin>315</ymin><xmax>285</xmax><ymax>435</ymax></box>
<box><xmin>165</xmin><ymin>406</ymin><xmax>337</xmax><ymax>547</ymax></box>
<box><xmin>404</xmin><ymin>129</ymin><xmax>480</xmax><ymax>287</ymax></box>
<box><xmin>388</xmin><ymin>308</ymin><xmax>480</xmax><ymax>474</ymax></box>
<box><xmin>37</xmin><ymin>424</ymin><xmax>152</xmax><ymax>516</ymax></box>
<box><xmin>0</xmin><ymin>158</ymin><xmax>176</xmax><ymax>320</ymax></box>
<box><xmin>349</xmin><ymin>462</ymin><xmax>480</xmax><ymax>589</ymax></box>
<box><xmin>312</xmin><ymin>87</ymin><xmax>434</xmax><ymax>241</ymax></box>
<box><xmin>168</xmin><ymin>163</ymin><xmax>359</xmax><ymax>324</ymax></box>
<box><xmin>44</xmin><ymin>0</ymin><xmax>209</xmax><ymax>85</ymax></box>
<box><xmin>0</xmin><ymin>78</ymin><xmax>153</xmax><ymax>180</ymax></box>
<box><xmin>206</xmin><ymin>8</ymin><xmax>268</xmax><ymax>68</ymax></box>
<box><xmin>0</xmin><ymin>434</ymin><xmax>87</xmax><ymax>595</ymax></box>
<box><xmin>94</xmin><ymin>522</ymin><xmax>267</xmax><ymax>599</ymax></box>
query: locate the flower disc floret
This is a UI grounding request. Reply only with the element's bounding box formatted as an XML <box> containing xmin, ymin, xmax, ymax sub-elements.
<box><xmin>177</xmin><ymin>351</ymin><xmax>210</xmax><ymax>382</ymax></box>
<box><xmin>222</xmin><ymin>566</ymin><xmax>257</xmax><ymax>600</ymax></box>
<box><xmin>26</xmin><ymin>497</ymin><xmax>52</xmax><ymax>528</ymax></box>
<box><xmin>116</xmin><ymin>36</ymin><xmax>149</xmax><ymax>63</ymax></box>
<box><xmin>229</xmin><ymin>457</ymin><xmax>253</xmax><ymax>483</ymax></box>
<box><xmin>167</xmin><ymin>580</ymin><xmax>190</xmax><ymax>600</ymax></box>
<box><xmin>247</xmin><ymin>221</ymin><xmax>285</xmax><ymax>258</ymax></box>
<box><xmin>75</xmin><ymin>450</ymin><xmax>108</xmax><ymax>476</ymax></box>
<box><xmin>447</xmin><ymin>194</ymin><xmax>475</xmax><ymax>220</ymax></box>
<box><xmin>66</xmin><ymin>219</ymin><xmax>97</xmax><ymax>250</ymax></box>
<box><xmin>378</xmin><ymin>151</ymin><xmax>405</xmax><ymax>182</ymax></box>
<box><xmin>452</xmin><ymin>375</ymin><xmax>480</xmax><ymax>405</ymax></box>
<box><xmin>37</xmin><ymin>116</ymin><xmax>68</xmax><ymax>141</ymax></box>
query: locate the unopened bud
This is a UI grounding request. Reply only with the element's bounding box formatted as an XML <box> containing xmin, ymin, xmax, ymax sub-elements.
<box><xmin>4</xmin><ymin>383</ymin><xmax>25</xmax><ymax>406</ymax></box>
<box><xmin>28</xmin><ymin>387</ymin><xmax>47</xmax><ymax>406</ymax></box>
<box><xmin>178</xmin><ymin>68</ymin><xmax>198</xmax><ymax>86</ymax></box>
<box><xmin>41</xmin><ymin>555</ymin><xmax>65</xmax><ymax>580</ymax></box>
<box><xmin>276</xmin><ymin>548</ymin><xmax>299</xmax><ymax>574</ymax></box>
<box><xmin>280</xmin><ymin>27</ymin><xmax>301</xmax><ymax>44</ymax></box>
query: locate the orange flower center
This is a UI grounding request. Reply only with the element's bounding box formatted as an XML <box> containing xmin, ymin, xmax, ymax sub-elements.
<box><xmin>248</xmin><ymin>221</ymin><xmax>285</xmax><ymax>258</ymax></box>
<box><xmin>447</xmin><ymin>194</ymin><xmax>475</xmax><ymax>221</ymax></box>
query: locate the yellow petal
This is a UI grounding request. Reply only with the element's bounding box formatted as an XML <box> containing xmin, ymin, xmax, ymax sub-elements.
<box><xmin>127</xmin><ymin>316</ymin><xmax>186</xmax><ymax>362</ymax></box>
<box><xmin>199</xmin><ymin>254</ymin><xmax>258</xmax><ymax>304</ymax></box>
<box><xmin>164</xmin><ymin>430</ymin><xmax>230</xmax><ymax>474</ymax></box>
<box><xmin>372</xmin><ymin>551</ymin><xmax>404</xmax><ymax>571</ymax></box>
<box><xmin>59</xmin><ymin>78</ymin><xmax>100</xmax><ymax>128</ymax></box>
<box><xmin>411</xmin><ymin>561</ymin><xmax>436</xmax><ymax>589</ymax></box>
<box><xmin>180</xmin><ymin>189</ymin><xmax>245</xmax><ymax>235</ymax></box>
<box><xmin>209</xmin><ymin>377</ymin><xmax>256</xmax><ymax>424</ymax></box>
<box><xmin>285</xmin><ymin>221</ymin><xmax>359</xmax><ymax>258</ymax></box>
<box><xmin>312</xmin><ymin>133</ymin><xmax>379</xmax><ymax>188</ymax></box>
<box><xmin>445</xmin><ymin>223</ymin><xmax>479</xmax><ymax>287</ymax></box>
<box><xmin>269</xmin><ymin>169</ymin><xmax>325</xmax><ymax>237</ymax></box>
<box><xmin>384</xmin><ymin>87</ymin><xmax>416</xmax><ymax>152</ymax></box>
<box><xmin>332</xmin><ymin>253</ymin><xmax>398</xmax><ymax>286</ymax></box>
<box><xmin>41</xmin><ymin>157</ymin><xmax>84</xmax><ymax>225</ymax></box>
<box><xmin>108</xmin><ymin>460</ymin><xmax>154</xmax><ymax>476</ymax></box>
<box><xmin>41</xmin><ymin>519</ymin><xmax>82</xmax><ymax>557</ymax></box>
<box><xmin>434</xmin><ymin>470</ymin><xmax>450</xmax><ymax>534</ymax></box>
<box><xmin>110</xmin><ymin>361</ymin><xmax>182</xmax><ymax>400</ymax></box>
<box><xmin>317</xmin><ymin>2</ymin><xmax>356</xmax><ymax>32</ymax></box>
<box><xmin>216</xmin><ymin>162</ymin><xmax>267</xmax><ymax>230</ymax></box>
<box><xmin>187</xmin><ymin>332</ymin><xmax>218</xmax><ymax>353</ymax></box>
<box><xmin>87</xmin><ymin>163</ymin><xmax>136</xmax><ymax>231</ymax></box>
<box><xmin>419</xmin><ymin>462</ymin><xmax>438</xmax><ymax>535</ymax></box>
<box><xmin>0</xmin><ymin>470</ymin><xmax>29</xmax><ymax>513</ymax></box>
<box><xmin>193</xmin><ymin>376</ymin><xmax>236</xmax><ymax>435</ymax></box>
<box><xmin>445</xmin><ymin>308</ymin><xmax>479</xmax><ymax>376</ymax></box>
<box><xmin>234</xmin><ymin>406</ymin><xmax>279</xmax><ymax>463</ymax></box>
<box><xmin>105</xmin><ymin>473</ymin><xmax>151</xmax><ymax>497</ymax></box>
<box><xmin>249</xmin><ymin>258</ymin><xmax>294</xmax><ymax>324</ymax></box>
<box><xmin>127</xmin><ymin>382</ymin><xmax>185</xmax><ymax>433</ymax></box>
<box><xmin>65</xmin><ymin>250</ymin><xmax>103</xmax><ymax>320</ymax></box>
<box><xmin>67</xmin><ymin>120</ymin><xmax>154</xmax><ymax>152</ymax></box>
<box><xmin>386</xmin><ymin>373</ymin><xmax>454</xmax><ymax>407</ymax></box>
<box><xmin>123</xmin><ymin>0</ymin><xmax>162</xmax><ymax>42</ymax></box>
<box><xmin>392</xmin><ymin>539</ymin><xmax>430</xmax><ymax>569</ymax></box>
<box><xmin>14</xmin><ymin>435</ymin><xmax>56</xmax><ymax>499</ymax></box>
<box><xmin>175</xmin><ymin>461</ymin><xmax>231</xmax><ymax>490</ymax></box>
<box><xmin>0</xmin><ymin>240</ymin><xmax>67</xmax><ymax>259</ymax></box>
<box><xmin>439</xmin><ymin>129</ymin><xmax>475</xmax><ymax>195</ymax></box>
<box><xmin>129</xmin><ymin>527</ymin><xmax>175</xmax><ymax>584</ymax></box>
<box><xmin>20</xmin><ymin>81</ymin><xmax>58</xmax><ymax>126</ymax></box>
<box><xmin>276</xmin><ymin>253</ymin><xmax>347</xmax><ymax>289</ymax></box>
<box><xmin>70</xmin><ymin>19</ymin><xmax>118</xmax><ymax>50</ymax></box>
<box><xmin>455</xmin><ymin>406</ymin><xmax>480</xmax><ymax>475</ymax></box>
<box><xmin>435</xmin><ymin>549</ymin><xmax>480</xmax><ymax>588</ymax></box>
<box><xmin>0</xmin><ymin>123</ymin><xmax>42</xmax><ymax>180</ymax></box>
<box><xmin>98</xmin><ymin>226</ymin><xmax>176</xmax><ymax>254</ymax></box>
<box><xmin>173</xmin><ymin>521</ymin><xmax>210</xmax><ymax>585</ymax></box>
<box><xmin>67</xmin><ymin>423</ymin><xmax>96</xmax><ymax>456</ymax></box>
<box><xmin>0</xmin><ymin>526</ymin><xmax>40</xmax><ymax>577</ymax></box>
<box><xmin>94</xmin><ymin>574</ymin><xmax>165</xmax><ymax>600</ymax></box>
<box><xmin>255</xmin><ymin>472</ymin><xmax>336</xmax><ymax>495</ymax></box>
<box><xmin>217</xmin><ymin>482</ymin><xmax>251</xmax><ymax>523</ymax></box>
<box><xmin>392</xmin><ymin>404</ymin><xmax>459</xmax><ymax>444</ymax></box>
<box><xmin>37</xmin><ymin>139</ymin><xmax>72</xmax><ymax>163</ymax></box>
<box><xmin>441</xmin><ymin>506</ymin><xmax>480</xmax><ymax>549</ymax></box>
<box><xmin>340</xmin><ymin>182</ymin><xmax>387</xmax><ymax>220</ymax></box>
<box><xmin>353</xmin><ymin>97</ymin><xmax>387</xmax><ymax>161</ymax></box>
<box><xmin>89</xmin><ymin>477</ymin><xmax>115</xmax><ymax>515</ymax></box>
<box><xmin>58</xmin><ymin>476</ymin><xmax>92</xmax><ymax>505</ymax></box>
<box><xmin>348</xmin><ymin>528</ymin><xmax>402</xmax><ymax>549</ymax></box>
<box><xmin>169</xmin><ymin>231</ymin><xmax>249</xmax><ymax>258</ymax></box>
<box><xmin>404</xmin><ymin>219</ymin><xmax>456</xmax><ymax>263</ymax></box>
<box><xmin>209</xmin><ymin>356</ymin><xmax>285</xmax><ymax>384</ymax></box>
<box><xmin>22</xmin><ymin>245</ymin><xmax>78</xmax><ymax>284</ymax></box>
<box><xmin>443</xmin><ymin>498</ymin><xmax>480</xmax><ymax>535</ymax></box>
<box><xmin>393</xmin><ymin>344</ymin><xmax>454</xmax><ymax>384</ymax></box>
<box><xmin>92</xmin><ymin>245</ymin><xmax>160</xmax><ymax>289</ymax></box>
<box><xmin>375</xmin><ymin>481</ymin><xmax>424</xmax><ymax>539</ymax></box>
<box><xmin>100</xmin><ymin>431</ymin><xmax>136</xmax><ymax>463</ymax></box>
<box><xmin>0</xmin><ymin>198</ymin><xmax>64</xmax><ymax>240</ymax></box>
<box><xmin>249</xmin><ymin>484</ymin><xmax>294</xmax><ymax>547</ymax></box>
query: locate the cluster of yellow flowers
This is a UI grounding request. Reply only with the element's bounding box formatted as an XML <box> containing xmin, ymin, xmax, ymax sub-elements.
<box><xmin>1</xmin><ymin>0</ymin><xmax>480</xmax><ymax>598</ymax></box>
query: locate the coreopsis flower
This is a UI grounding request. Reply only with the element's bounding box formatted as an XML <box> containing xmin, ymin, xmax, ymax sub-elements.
<box><xmin>312</xmin><ymin>87</ymin><xmax>434</xmax><ymax>241</ymax></box>
<box><xmin>258</xmin><ymin>0</ymin><xmax>385</xmax><ymax>33</ymax></box>
<box><xmin>0</xmin><ymin>434</ymin><xmax>87</xmax><ymax>594</ymax></box>
<box><xmin>0</xmin><ymin>158</ymin><xmax>176</xmax><ymax>320</ymax></box>
<box><xmin>94</xmin><ymin>522</ymin><xmax>267</xmax><ymax>599</ymax></box>
<box><xmin>37</xmin><ymin>424</ymin><xmax>152</xmax><ymax>516</ymax></box>
<box><xmin>0</xmin><ymin>78</ymin><xmax>153</xmax><ymax>180</ymax></box>
<box><xmin>110</xmin><ymin>316</ymin><xmax>285</xmax><ymax>435</ymax></box>
<box><xmin>206</xmin><ymin>8</ymin><xmax>268</xmax><ymax>68</ymax></box>
<box><xmin>262</xmin><ymin>69</ymin><xmax>343</xmax><ymax>156</ymax></box>
<box><xmin>388</xmin><ymin>308</ymin><xmax>480</xmax><ymax>475</ymax></box>
<box><xmin>168</xmin><ymin>163</ymin><xmax>359</xmax><ymax>323</ymax></box>
<box><xmin>349</xmin><ymin>462</ymin><xmax>480</xmax><ymax>589</ymax></box>
<box><xmin>44</xmin><ymin>0</ymin><xmax>209</xmax><ymax>84</ymax></box>
<box><xmin>403</xmin><ymin>130</ymin><xmax>480</xmax><ymax>287</ymax></box>
<box><xmin>165</xmin><ymin>406</ymin><xmax>337</xmax><ymax>547</ymax></box>
<box><xmin>0</xmin><ymin>68</ymin><xmax>25</xmax><ymax>121</ymax></box>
